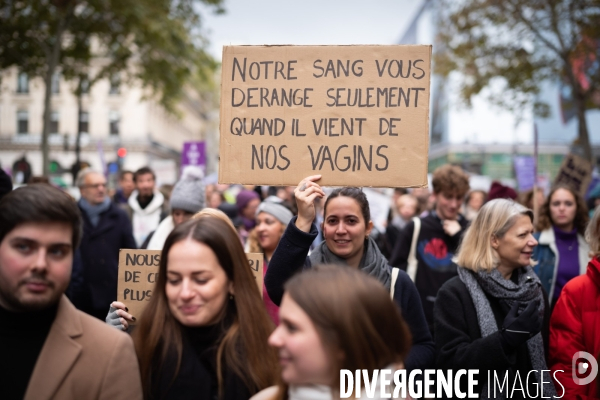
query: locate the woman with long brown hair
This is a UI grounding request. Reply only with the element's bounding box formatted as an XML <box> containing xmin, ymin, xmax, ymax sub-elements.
<box><xmin>132</xmin><ymin>217</ymin><xmax>278</xmax><ymax>399</ymax></box>
<box><xmin>532</xmin><ymin>184</ymin><xmax>589</xmax><ymax>306</ymax></box>
<box><xmin>252</xmin><ymin>265</ymin><xmax>411</xmax><ymax>400</ymax></box>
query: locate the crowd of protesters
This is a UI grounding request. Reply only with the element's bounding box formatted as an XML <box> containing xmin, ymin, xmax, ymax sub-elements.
<box><xmin>1</xmin><ymin>162</ymin><xmax>600</xmax><ymax>399</ymax></box>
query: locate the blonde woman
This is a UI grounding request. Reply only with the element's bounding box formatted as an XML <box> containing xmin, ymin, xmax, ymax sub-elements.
<box><xmin>434</xmin><ymin>199</ymin><xmax>556</xmax><ymax>399</ymax></box>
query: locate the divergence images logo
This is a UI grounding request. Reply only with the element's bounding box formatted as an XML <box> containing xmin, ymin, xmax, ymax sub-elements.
<box><xmin>572</xmin><ymin>351</ymin><xmax>599</xmax><ymax>386</ymax></box>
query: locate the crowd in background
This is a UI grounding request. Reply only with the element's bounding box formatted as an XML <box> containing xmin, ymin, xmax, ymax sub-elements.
<box><xmin>1</xmin><ymin>163</ymin><xmax>600</xmax><ymax>399</ymax></box>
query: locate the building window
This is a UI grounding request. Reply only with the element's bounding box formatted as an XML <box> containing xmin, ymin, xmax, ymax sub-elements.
<box><xmin>50</xmin><ymin>111</ymin><xmax>59</xmax><ymax>134</ymax></box>
<box><xmin>109</xmin><ymin>110</ymin><xmax>120</xmax><ymax>135</ymax></box>
<box><xmin>17</xmin><ymin>72</ymin><xmax>28</xmax><ymax>93</ymax></box>
<box><xmin>17</xmin><ymin>110</ymin><xmax>28</xmax><ymax>134</ymax></box>
<box><xmin>51</xmin><ymin>72</ymin><xmax>60</xmax><ymax>94</ymax></box>
<box><xmin>109</xmin><ymin>74</ymin><xmax>120</xmax><ymax>95</ymax></box>
<box><xmin>79</xmin><ymin>111</ymin><xmax>89</xmax><ymax>134</ymax></box>
<box><xmin>80</xmin><ymin>77</ymin><xmax>90</xmax><ymax>95</ymax></box>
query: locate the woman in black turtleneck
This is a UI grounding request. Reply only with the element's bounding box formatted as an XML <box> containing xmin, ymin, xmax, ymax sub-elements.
<box><xmin>112</xmin><ymin>216</ymin><xmax>278</xmax><ymax>400</ymax></box>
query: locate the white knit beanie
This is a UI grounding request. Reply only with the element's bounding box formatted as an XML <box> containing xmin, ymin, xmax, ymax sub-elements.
<box><xmin>170</xmin><ymin>166</ymin><xmax>205</xmax><ymax>213</ymax></box>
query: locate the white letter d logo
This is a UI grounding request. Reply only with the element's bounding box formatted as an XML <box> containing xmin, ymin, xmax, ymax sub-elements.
<box><xmin>572</xmin><ymin>351</ymin><xmax>599</xmax><ymax>386</ymax></box>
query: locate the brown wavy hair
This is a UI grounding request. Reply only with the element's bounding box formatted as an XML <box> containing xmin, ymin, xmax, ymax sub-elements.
<box><xmin>133</xmin><ymin>217</ymin><xmax>278</xmax><ymax>398</ymax></box>
<box><xmin>273</xmin><ymin>265</ymin><xmax>411</xmax><ymax>400</ymax></box>
<box><xmin>536</xmin><ymin>185</ymin><xmax>588</xmax><ymax>235</ymax></box>
<box><xmin>432</xmin><ymin>164</ymin><xmax>470</xmax><ymax>196</ymax></box>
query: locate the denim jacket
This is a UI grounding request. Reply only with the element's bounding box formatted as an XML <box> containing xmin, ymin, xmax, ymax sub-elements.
<box><xmin>532</xmin><ymin>228</ymin><xmax>589</xmax><ymax>302</ymax></box>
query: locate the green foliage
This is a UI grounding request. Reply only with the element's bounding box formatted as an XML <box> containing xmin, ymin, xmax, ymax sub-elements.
<box><xmin>0</xmin><ymin>0</ymin><xmax>223</xmax><ymax>112</ymax></box>
<box><xmin>0</xmin><ymin>0</ymin><xmax>223</xmax><ymax>174</ymax></box>
<box><xmin>435</xmin><ymin>0</ymin><xmax>600</xmax><ymax>160</ymax></box>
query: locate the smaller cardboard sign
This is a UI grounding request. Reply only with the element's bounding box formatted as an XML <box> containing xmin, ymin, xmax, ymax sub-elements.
<box><xmin>117</xmin><ymin>249</ymin><xmax>161</xmax><ymax>322</ymax></box>
<box><xmin>117</xmin><ymin>249</ymin><xmax>265</xmax><ymax>321</ymax></box>
<box><xmin>219</xmin><ymin>45</ymin><xmax>431</xmax><ymax>188</ymax></box>
<box><xmin>247</xmin><ymin>252</ymin><xmax>264</xmax><ymax>298</ymax></box>
<box><xmin>554</xmin><ymin>153</ymin><xmax>593</xmax><ymax>197</ymax></box>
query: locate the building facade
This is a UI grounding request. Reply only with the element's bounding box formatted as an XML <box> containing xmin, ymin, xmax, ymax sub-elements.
<box><xmin>400</xmin><ymin>0</ymin><xmax>600</xmax><ymax>186</ymax></box>
<box><xmin>0</xmin><ymin>66</ymin><xmax>217</xmax><ymax>187</ymax></box>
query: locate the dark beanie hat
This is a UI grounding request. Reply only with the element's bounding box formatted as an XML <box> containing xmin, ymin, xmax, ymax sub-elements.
<box><xmin>487</xmin><ymin>181</ymin><xmax>518</xmax><ymax>201</ymax></box>
<box><xmin>236</xmin><ymin>189</ymin><xmax>259</xmax><ymax>213</ymax></box>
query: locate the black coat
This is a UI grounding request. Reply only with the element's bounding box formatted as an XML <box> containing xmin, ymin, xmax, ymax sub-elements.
<box><xmin>265</xmin><ymin>217</ymin><xmax>436</xmax><ymax>372</ymax></box>
<box><xmin>389</xmin><ymin>212</ymin><xmax>469</xmax><ymax>334</ymax></box>
<box><xmin>70</xmin><ymin>200</ymin><xmax>137</xmax><ymax>318</ymax></box>
<box><xmin>434</xmin><ymin>275</ymin><xmax>552</xmax><ymax>399</ymax></box>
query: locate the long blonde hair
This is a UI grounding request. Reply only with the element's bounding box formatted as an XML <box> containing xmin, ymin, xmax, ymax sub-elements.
<box><xmin>456</xmin><ymin>199</ymin><xmax>534</xmax><ymax>272</ymax></box>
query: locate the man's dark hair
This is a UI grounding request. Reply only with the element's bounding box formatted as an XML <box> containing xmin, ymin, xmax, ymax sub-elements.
<box><xmin>119</xmin><ymin>170</ymin><xmax>134</xmax><ymax>181</ymax></box>
<box><xmin>133</xmin><ymin>167</ymin><xmax>155</xmax><ymax>183</ymax></box>
<box><xmin>0</xmin><ymin>185</ymin><xmax>82</xmax><ymax>247</ymax></box>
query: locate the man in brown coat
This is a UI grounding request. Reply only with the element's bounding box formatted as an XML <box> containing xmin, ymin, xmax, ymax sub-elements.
<box><xmin>0</xmin><ymin>184</ymin><xmax>142</xmax><ymax>400</ymax></box>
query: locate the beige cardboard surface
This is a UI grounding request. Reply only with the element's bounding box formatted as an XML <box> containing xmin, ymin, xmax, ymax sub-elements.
<box><xmin>554</xmin><ymin>153</ymin><xmax>592</xmax><ymax>197</ymax></box>
<box><xmin>117</xmin><ymin>249</ymin><xmax>161</xmax><ymax>322</ymax></box>
<box><xmin>219</xmin><ymin>45</ymin><xmax>431</xmax><ymax>187</ymax></box>
<box><xmin>247</xmin><ymin>252</ymin><xmax>264</xmax><ymax>298</ymax></box>
<box><xmin>117</xmin><ymin>249</ymin><xmax>265</xmax><ymax>321</ymax></box>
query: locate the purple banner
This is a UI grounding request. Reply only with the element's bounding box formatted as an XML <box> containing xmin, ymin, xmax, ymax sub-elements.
<box><xmin>514</xmin><ymin>156</ymin><xmax>536</xmax><ymax>191</ymax></box>
<box><xmin>181</xmin><ymin>141</ymin><xmax>206</xmax><ymax>174</ymax></box>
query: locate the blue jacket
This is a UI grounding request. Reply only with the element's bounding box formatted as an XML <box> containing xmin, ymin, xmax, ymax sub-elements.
<box><xmin>70</xmin><ymin>200</ymin><xmax>137</xmax><ymax>315</ymax></box>
<box><xmin>532</xmin><ymin>228</ymin><xmax>589</xmax><ymax>303</ymax></box>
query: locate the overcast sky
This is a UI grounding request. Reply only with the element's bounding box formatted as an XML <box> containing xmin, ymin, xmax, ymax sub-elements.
<box><xmin>200</xmin><ymin>0</ymin><xmax>534</xmax><ymax>145</ymax></box>
<box><xmin>201</xmin><ymin>0</ymin><xmax>423</xmax><ymax>60</ymax></box>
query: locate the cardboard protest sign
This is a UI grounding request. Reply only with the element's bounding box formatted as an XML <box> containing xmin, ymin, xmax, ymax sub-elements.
<box><xmin>247</xmin><ymin>252</ymin><xmax>264</xmax><ymax>298</ymax></box>
<box><xmin>554</xmin><ymin>153</ymin><xmax>592</xmax><ymax>197</ymax></box>
<box><xmin>219</xmin><ymin>45</ymin><xmax>431</xmax><ymax>188</ymax></box>
<box><xmin>117</xmin><ymin>249</ymin><xmax>265</xmax><ymax>321</ymax></box>
<box><xmin>117</xmin><ymin>249</ymin><xmax>161</xmax><ymax>321</ymax></box>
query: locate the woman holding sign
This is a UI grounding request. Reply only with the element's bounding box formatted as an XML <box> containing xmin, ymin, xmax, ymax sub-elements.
<box><xmin>264</xmin><ymin>175</ymin><xmax>434</xmax><ymax>372</ymax></box>
<box><xmin>126</xmin><ymin>217</ymin><xmax>278</xmax><ymax>399</ymax></box>
<box><xmin>252</xmin><ymin>265</ymin><xmax>411</xmax><ymax>400</ymax></box>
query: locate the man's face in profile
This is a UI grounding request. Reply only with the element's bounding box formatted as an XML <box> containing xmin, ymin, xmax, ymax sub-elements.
<box><xmin>0</xmin><ymin>222</ymin><xmax>73</xmax><ymax>312</ymax></box>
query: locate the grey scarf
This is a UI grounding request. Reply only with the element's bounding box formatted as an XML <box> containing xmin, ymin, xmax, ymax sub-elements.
<box><xmin>457</xmin><ymin>266</ymin><xmax>556</xmax><ymax>399</ymax></box>
<box><xmin>79</xmin><ymin>197</ymin><xmax>111</xmax><ymax>227</ymax></box>
<box><xmin>309</xmin><ymin>236</ymin><xmax>391</xmax><ymax>290</ymax></box>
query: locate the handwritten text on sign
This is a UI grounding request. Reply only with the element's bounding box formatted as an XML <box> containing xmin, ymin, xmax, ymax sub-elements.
<box><xmin>117</xmin><ymin>249</ymin><xmax>265</xmax><ymax>322</ymax></box>
<box><xmin>219</xmin><ymin>45</ymin><xmax>431</xmax><ymax>187</ymax></box>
